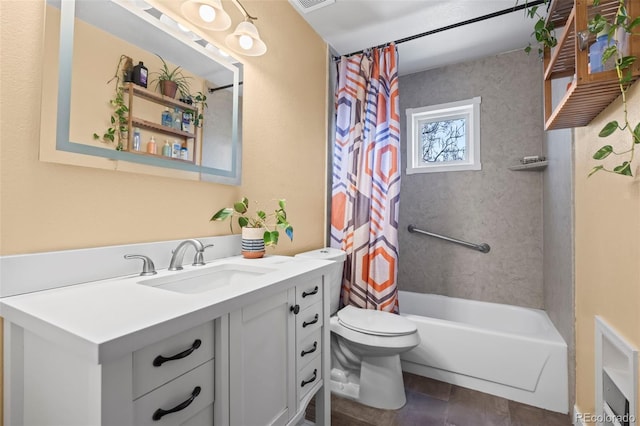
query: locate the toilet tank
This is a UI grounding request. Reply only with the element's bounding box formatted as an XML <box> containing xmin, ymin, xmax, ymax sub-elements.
<box><xmin>295</xmin><ymin>248</ymin><xmax>346</xmax><ymax>315</ymax></box>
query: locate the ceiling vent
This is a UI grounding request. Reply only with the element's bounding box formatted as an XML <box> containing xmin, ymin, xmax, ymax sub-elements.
<box><xmin>289</xmin><ymin>0</ymin><xmax>335</xmax><ymax>14</ymax></box>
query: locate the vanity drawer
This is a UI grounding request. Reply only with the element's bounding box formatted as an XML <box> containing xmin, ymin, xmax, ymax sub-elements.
<box><xmin>298</xmin><ymin>355</ymin><xmax>322</xmax><ymax>402</ymax></box>
<box><xmin>134</xmin><ymin>359</ymin><xmax>214</xmax><ymax>426</ymax></box>
<box><xmin>133</xmin><ymin>322</ymin><xmax>214</xmax><ymax>399</ymax></box>
<box><xmin>296</xmin><ymin>302</ymin><xmax>323</xmax><ymax>341</ymax></box>
<box><xmin>297</xmin><ymin>328</ymin><xmax>322</xmax><ymax>371</ymax></box>
<box><xmin>296</xmin><ymin>278</ymin><xmax>323</xmax><ymax>311</ymax></box>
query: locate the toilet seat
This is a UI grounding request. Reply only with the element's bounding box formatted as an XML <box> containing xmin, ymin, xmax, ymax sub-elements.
<box><xmin>337</xmin><ymin>305</ymin><xmax>417</xmax><ymax>336</ymax></box>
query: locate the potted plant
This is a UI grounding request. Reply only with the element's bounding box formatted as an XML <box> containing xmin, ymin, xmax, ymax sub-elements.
<box><xmin>210</xmin><ymin>197</ymin><xmax>294</xmax><ymax>258</ymax></box>
<box><xmin>151</xmin><ymin>54</ymin><xmax>192</xmax><ymax>99</ymax></box>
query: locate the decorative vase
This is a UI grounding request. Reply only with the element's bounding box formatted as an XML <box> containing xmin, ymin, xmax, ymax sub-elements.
<box><xmin>241</xmin><ymin>227</ymin><xmax>266</xmax><ymax>259</ymax></box>
<box><xmin>159</xmin><ymin>80</ymin><xmax>178</xmax><ymax>98</ymax></box>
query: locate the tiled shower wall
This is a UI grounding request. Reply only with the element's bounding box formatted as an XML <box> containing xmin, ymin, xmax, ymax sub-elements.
<box><xmin>543</xmin><ymin>127</ymin><xmax>575</xmax><ymax>408</ymax></box>
<box><xmin>397</xmin><ymin>50</ymin><xmax>544</xmax><ymax>309</ymax></box>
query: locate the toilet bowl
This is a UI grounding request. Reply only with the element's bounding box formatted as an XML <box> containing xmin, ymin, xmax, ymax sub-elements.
<box><xmin>295</xmin><ymin>248</ymin><xmax>420</xmax><ymax>410</ymax></box>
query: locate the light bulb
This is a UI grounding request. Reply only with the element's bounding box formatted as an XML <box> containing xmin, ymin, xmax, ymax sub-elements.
<box><xmin>238</xmin><ymin>34</ymin><xmax>254</xmax><ymax>50</ymax></box>
<box><xmin>199</xmin><ymin>4</ymin><xmax>216</xmax><ymax>23</ymax></box>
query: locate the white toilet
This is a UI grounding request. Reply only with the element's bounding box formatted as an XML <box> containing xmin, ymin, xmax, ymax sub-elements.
<box><xmin>295</xmin><ymin>248</ymin><xmax>420</xmax><ymax>410</ymax></box>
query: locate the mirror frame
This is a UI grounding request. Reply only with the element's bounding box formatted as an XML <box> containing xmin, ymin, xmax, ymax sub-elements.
<box><xmin>52</xmin><ymin>0</ymin><xmax>242</xmax><ymax>184</ymax></box>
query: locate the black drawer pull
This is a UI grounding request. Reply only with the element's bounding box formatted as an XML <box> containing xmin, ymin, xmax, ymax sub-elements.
<box><xmin>301</xmin><ymin>341</ymin><xmax>318</xmax><ymax>357</ymax></box>
<box><xmin>301</xmin><ymin>369</ymin><xmax>317</xmax><ymax>387</ymax></box>
<box><xmin>152</xmin><ymin>386</ymin><xmax>201</xmax><ymax>421</ymax></box>
<box><xmin>302</xmin><ymin>286</ymin><xmax>319</xmax><ymax>298</ymax></box>
<box><xmin>153</xmin><ymin>339</ymin><xmax>202</xmax><ymax>367</ymax></box>
<box><xmin>302</xmin><ymin>314</ymin><xmax>319</xmax><ymax>328</ymax></box>
<box><xmin>290</xmin><ymin>304</ymin><xmax>300</xmax><ymax>315</ymax></box>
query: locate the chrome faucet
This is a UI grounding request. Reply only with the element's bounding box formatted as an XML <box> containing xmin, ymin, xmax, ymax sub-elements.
<box><xmin>168</xmin><ymin>239</ymin><xmax>205</xmax><ymax>271</ymax></box>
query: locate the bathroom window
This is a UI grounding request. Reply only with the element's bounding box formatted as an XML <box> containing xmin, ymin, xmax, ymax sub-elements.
<box><xmin>406</xmin><ymin>97</ymin><xmax>481</xmax><ymax>174</ymax></box>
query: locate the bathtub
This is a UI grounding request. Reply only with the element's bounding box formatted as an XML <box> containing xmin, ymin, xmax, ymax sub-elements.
<box><xmin>398</xmin><ymin>291</ymin><xmax>568</xmax><ymax>414</ymax></box>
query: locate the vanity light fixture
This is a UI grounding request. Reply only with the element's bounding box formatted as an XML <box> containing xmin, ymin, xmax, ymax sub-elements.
<box><xmin>181</xmin><ymin>0</ymin><xmax>267</xmax><ymax>57</ymax></box>
<box><xmin>180</xmin><ymin>0</ymin><xmax>232</xmax><ymax>31</ymax></box>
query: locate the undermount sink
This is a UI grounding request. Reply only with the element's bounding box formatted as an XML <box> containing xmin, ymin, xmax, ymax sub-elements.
<box><xmin>139</xmin><ymin>264</ymin><xmax>276</xmax><ymax>294</ymax></box>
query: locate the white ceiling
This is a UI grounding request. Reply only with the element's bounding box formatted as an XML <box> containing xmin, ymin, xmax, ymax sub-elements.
<box><xmin>289</xmin><ymin>0</ymin><xmax>545</xmax><ymax>76</ymax></box>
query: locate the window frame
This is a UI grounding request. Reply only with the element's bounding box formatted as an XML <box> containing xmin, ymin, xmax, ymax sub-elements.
<box><xmin>406</xmin><ymin>97</ymin><xmax>481</xmax><ymax>174</ymax></box>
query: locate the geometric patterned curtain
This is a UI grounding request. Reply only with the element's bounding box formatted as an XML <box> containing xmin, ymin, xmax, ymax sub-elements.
<box><xmin>330</xmin><ymin>44</ymin><xmax>401</xmax><ymax>313</ymax></box>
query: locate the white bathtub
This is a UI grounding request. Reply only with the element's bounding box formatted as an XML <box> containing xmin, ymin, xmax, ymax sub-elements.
<box><xmin>398</xmin><ymin>291</ymin><xmax>568</xmax><ymax>414</ymax></box>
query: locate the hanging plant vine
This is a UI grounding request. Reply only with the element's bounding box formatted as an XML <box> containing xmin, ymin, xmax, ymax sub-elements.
<box><xmin>93</xmin><ymin>54</ymin><xmax>132</xmax><ymax>151</ymax></box>
<box><xmin>521</xmin><ymin>0</ymin><xmax>640</xmax><ymax>177</ymax></box>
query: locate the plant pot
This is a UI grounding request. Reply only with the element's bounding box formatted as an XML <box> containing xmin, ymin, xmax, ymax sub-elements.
<box><xmin>159</xmin><ymin>80</ymin><xmax>178</xmax><ymax>98</ymax></box>
<box><xmin>241</xmin><ymin>227</ymin><xmax>266</xmax><ymax>259</ymax></box>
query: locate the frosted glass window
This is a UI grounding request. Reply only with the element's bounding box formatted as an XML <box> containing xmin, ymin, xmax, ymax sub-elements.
<box><xmin>406</xmin><ymin>97</ymin><xmax>481</xmax><ymax>174</ymax></box>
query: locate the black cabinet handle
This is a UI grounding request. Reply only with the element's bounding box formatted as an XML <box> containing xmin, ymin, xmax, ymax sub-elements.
<box><xmin>153</xmin><ymin>339</ymin><xmax>202</xmax><ymax>367</ymax></box>
<box><xmin>301</xmin><ymin>369</ymin><xmax>317</xmax><ymax>387</ymax></box>
<box><xmin>301</xmin><ymin>342</ymin><xmax>318</xmax><ymax>357</ymax></box>
<box><xmin>152</xmin><ymin>386</ymin><xmax>201</xmax><ymax>421</ymax></box>
<box><xmin>290</xmin><ymin>304</ymin><xmax>300</xmax><ymax>315</ymax></box>
<box><xmin>302</xmin><ymin>314</ymin><xmax>319</xmax><ymax>328</ymax></box>
<box><xmin>302</xmin><ymin>286</ymin><xmax>319</xmax><ymax>298</ymax></box>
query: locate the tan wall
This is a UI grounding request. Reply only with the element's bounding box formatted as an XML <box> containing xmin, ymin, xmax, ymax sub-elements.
<box><xmin>574</xmin><ymin>81</ymin><xmax>640</xmax><ymax>420</ymax></box>
<box><xmin>1</xmin><ymin>1</ymin><xmax>328</xmax><ymax>422</ymax></box>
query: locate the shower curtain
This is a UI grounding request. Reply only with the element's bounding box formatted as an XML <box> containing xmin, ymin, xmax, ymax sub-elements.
<box><xmin>330</xmin><ymin>44</ymin><xmax>401</xmax><ymax>313</ymax></box>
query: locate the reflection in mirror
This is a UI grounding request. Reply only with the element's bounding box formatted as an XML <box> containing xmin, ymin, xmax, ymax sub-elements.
<box><xmin>43</xmin><ymin>0</ymin><xmax>243</xmax><ymax>184</ymax></box>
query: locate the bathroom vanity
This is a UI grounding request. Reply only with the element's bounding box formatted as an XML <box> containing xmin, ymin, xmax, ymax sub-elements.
<box><xmin>1</xmin><ymin>248</ymin><xmax>335</xmax><ymax>426</ymax></box>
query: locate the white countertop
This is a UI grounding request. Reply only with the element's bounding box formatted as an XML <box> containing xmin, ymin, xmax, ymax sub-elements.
<box><xmin>0</xmin><ymin>255</ymin><xmax>335</xmax><ymax>364</ymax></box>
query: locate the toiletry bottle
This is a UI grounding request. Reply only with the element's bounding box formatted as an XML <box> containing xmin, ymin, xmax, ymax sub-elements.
<box><xmin>180</xmin><ymin>146</ymin><xmax>189</xmax><ymax>160</ymax></box>
<box><xmin>132</xmin><ymin>61</ymin><xmax>148</xmax><ymax>88</ymax></box>
<box><xmin>161</xmin><ymin>108</ymin><xmax>172</xmax><ymax>127</ymax></box>
<box><xmin>172</xmin><ymin>140</ymin><xmax>181</xmax><ymax>158</ymax></box>
<box><xmin>182</xmin><ymin>111</ymin><xmax>193</xmax><ymax>133</ymax></box>
<box><xmin>172</xmin><ymin>108</ymin><xmax>182</xmax><ymax>130</ymax></box>
<box><xmin>162</xmin><ymin>140</ymin><xmax>172</xmax><ymax>157</ymax></box>
<box><xmin>132</xmin><ymin>127</ymin><xmax>141</xmax><ymax>151</ymax></box>
<box><xmin>146</xmin><ymin>136</ymin><xmax>156</xmax><ymax>154</ymax></box>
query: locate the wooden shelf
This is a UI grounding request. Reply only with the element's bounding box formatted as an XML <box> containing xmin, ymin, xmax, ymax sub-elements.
<box><xmin>122</xmin><ymin>83</ymin><xmax>199</xmax><ymax>159</ymax></box>
<box><xmin>124</xmin><ymin>83</ymin><xmax>194</xmax><ymax>111</ymax></box>
<box><xmin>131</xmin><ymin>117</ymin><xmax>195</xmax><ymax>139</ymax></box>
<box><xmin>127</xmin><ymin>149</ymin><xmax>195</xmax><ymax>164</ymax></box>
<box><xmin>509</xmin><ymin>161</ymin><xmax>548</xmax><ymax>171</ymax></box>
<box><xmin>543</xmin><ymin>0</ymin><xmax>640</xmax><ymax>130</ymax></box>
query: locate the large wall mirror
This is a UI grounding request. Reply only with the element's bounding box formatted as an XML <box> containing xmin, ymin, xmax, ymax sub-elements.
<box><xmin>42</xmin><ymin>0</ymin><xmax>243</xmax><ymax>184</ymax></box>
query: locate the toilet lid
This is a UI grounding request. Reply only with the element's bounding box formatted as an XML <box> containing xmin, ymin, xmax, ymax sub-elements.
<box><xmin>337</xmin><ymin>305</ymin><xmax>417</xmax><ymax>336</ymax></box>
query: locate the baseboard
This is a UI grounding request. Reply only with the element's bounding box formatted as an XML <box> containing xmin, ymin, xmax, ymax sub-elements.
<box><xmin>573</xmin><ymin>405</ymin><xmax>586</xmax><ymax>426</ymax></box>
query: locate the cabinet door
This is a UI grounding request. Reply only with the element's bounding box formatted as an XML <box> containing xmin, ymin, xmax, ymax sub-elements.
<box><xmin>229</xmin><ymin>289</ymin><xmax>296</xmax><ymax>426</ymax></box>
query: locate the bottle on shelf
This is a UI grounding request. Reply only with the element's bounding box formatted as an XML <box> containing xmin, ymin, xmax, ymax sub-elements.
<box><xmin>161</xmin><ymin>108</ymin><xmax>173</xmax><ymax>128</ymax></box>
<box><xmin>172</xmin><ymin>140</ymin><xmax>181</xmax><ymax>158</ymax></box>
<box><xmin>146</xmin><ymin>136</ymin><xmax>156</xmax><ymax>154</ymax></box>
<box><xmin>180</xmin><ymin>145</ymin><xmax>189</xmax><ymax>160</ymax></box>
<box><xmin>132</xmin><ymin>128</ymin><xmax>141</xmax><ymax>151</ymax></box>
<box><xmin>172</xmin><ymin>108</ymin><xmax>182</xmax><ymax>131</ymax></box>
<box><xmin>132</xmin><ymin>61</ymin><xmax>148</xmax><ymax>88</ymax></box>
<box><xmin>162</xmin><ymin>140</ymin><xmax>172</xmax><ymax>157</ymax></box>
<box><xmin>182</xmin><ymin>111</ymin><xmax>193</xmax><ymax>134</ymax></box>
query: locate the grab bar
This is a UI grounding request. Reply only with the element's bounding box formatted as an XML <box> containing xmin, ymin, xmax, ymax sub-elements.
<box><xmin>407</xmin><ymin>225</ymin><xmax>491</xmax><ymax>254</ymax></box>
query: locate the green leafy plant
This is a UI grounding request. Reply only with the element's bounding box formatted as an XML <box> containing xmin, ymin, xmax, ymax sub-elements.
<box><xmin>151</xmin><ymin>54</ymin><xmax>192</xmax><ymax>98</ymax></box>
<box><xmin>210</xmin><ymin>197</ymin><xmax>294</xmax><ymax>247</ymax></box>
<box><xmin>587</xmin><ymin>0</ymin><xmax>640</xmax><ymax>177</ymax></box>
<box><xmin>184</xmin><ymin>91</ymin><xmax>208</xmax><ymax>128</ymax></box>
<box><xmin>93</xmin><ymin>54</ymin><xmax>131</xmax><ymax>150</ymax></box>
<box><xmin>520</xmin><ymin>0</ymin><xmax>557</xmax><ymax>56</ymax></box>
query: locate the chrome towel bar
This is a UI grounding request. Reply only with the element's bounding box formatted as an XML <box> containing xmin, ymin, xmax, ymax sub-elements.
<box><xmin>407</xmin><ymin>225</ymin><xmax>491</xmax><ymax>254</ymax></box>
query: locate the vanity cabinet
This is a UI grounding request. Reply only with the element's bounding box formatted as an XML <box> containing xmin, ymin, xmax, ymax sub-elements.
<box><xmin>228</xmin><ymin>276</ymin><xmax>326</xmax><ymax>426</ymax></box>
<box><xmin>543</xmin><ymin>0</ymin><xmax>640</xmax><ymax>130</ymax></box>
<box><xmin>2</xmin><ymin>257</ymin><xmax>332</xmax><ymax>426</ymax></box>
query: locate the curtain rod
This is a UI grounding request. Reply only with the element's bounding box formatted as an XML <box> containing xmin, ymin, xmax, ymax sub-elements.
<box><xmin>333</xmin><ymin>0</ymin><xmax>546</xmax><ymax>60</ymax></box>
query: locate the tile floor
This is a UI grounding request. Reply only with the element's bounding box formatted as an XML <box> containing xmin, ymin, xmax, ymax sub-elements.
<box><xmin>307</xmin><ymin>372</ymin><xmax>571</xmax><ymax>426</ymax></box>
